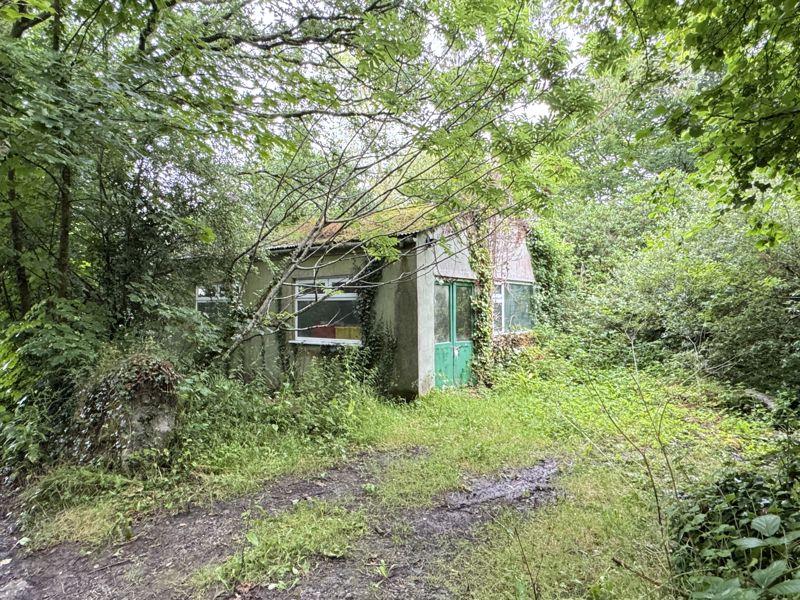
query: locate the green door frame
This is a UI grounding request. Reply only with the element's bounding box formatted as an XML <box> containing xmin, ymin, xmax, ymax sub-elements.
<box><xmin>434</xmin><ymin>280</ymin><xmax>474</xmax><ymax>388</ymax></box>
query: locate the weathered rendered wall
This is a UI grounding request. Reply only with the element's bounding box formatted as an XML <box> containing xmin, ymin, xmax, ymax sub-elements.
<box><xmin>238</xmin><ymin>252</ymin><xmax>367</xmax><ymax>380</ymax></box>
<box><xmin>430</xmin><ymin>219</ymin><xmax>534</xmax><ymax>284</ymax></box>
<box><xmin>374</xmin><ymin>250</ymin><xmax>422</xmax><ymax>398</ymax></box>
<box><xmin>239</xmin><ymin>248</ymin><xmax>429</xmax><ymax>396</ymax></box>
<box><xmin>415</xmin><ymin>232</ymin><xmax>436</xmax><ymax>395</ymax></box>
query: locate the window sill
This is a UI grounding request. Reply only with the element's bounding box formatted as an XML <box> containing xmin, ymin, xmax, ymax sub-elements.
<box><xmin>493</xmin><ymin>329</ymin><xmax>534</xmax><ymax>336</ymax></box>
<box><xmin>289</xmin><ymin>338</ymin><xmax>362</xmax><ymax>347</ymax></box>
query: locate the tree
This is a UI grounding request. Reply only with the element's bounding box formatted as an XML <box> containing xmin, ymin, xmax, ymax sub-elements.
<box><xmin>1</xmin><ymin>0</ymin><xmax>596</xmax><ymax>360</ymax></box>
<box><xmin>581</xmin><ymin>0</ymin><xmax>800</xmax><ymax>240</ymax></box>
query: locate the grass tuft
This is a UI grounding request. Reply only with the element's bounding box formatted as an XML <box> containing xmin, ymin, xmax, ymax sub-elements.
<box><xmin>195</xmin><ymin>500</ymin><xmax>367</xmax><ymax>591</ymax></box>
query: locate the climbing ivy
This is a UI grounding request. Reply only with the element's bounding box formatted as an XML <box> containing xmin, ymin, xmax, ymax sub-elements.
<box><xmin>467</xmin><ymin>216</ymin><xmax>495</xmax><ymax>386</ymax></box>
<box><xmin>526</xmin><ymin>223</ymin><xmax>576</xmax><ymax>324</ymax></box>
<box><xmin>274</xmin><ymin>324</ymin><xmax>293</xmax><ymax>381</ymax></box>
<box><xmin>355</xmin><ymin>260</ymin><xmax>397</xmax><ymax>395</ymax></box>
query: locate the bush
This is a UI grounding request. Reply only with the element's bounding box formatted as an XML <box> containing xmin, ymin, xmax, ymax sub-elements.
<box><xmin>527</xmin><ymin>222</ymin><xmax>577</xmax><ymax>325</ymax></box>
<box><xmin>0</xmin><ymin>300</ymin><xmax>110</xmax><ymax>474</ymax></box>
<box><xmin>492</xmin><ymin>331</ymin><xmax>538</xmax><ymax>367</ymax></box>
<box><xmin>271</xmin><ymin>351</ymin><xmax>368</xmax><ymax>443</ymax></box>
<box><xmin>175</xmin><ymin>354</ymin><xmax>370</xmax><ymax>472</ymax></box>
<box><xmin>670</xmin><ymin>441</ymin><xmax>800</xmax><ymax>598</ymax></box>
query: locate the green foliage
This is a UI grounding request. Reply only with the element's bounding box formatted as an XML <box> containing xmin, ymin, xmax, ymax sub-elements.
<box><xmin>526</xmin><ymin>222</ymin><xmax>576</xmax><ymax>324</ymax></box>
<box><xmin>467</xmin><ymin>216</ymin><xmax>495</xmax><ymax>386</ymax></box>
<box><xmin>348</xmin><ymin>346</ymin><xmax>769</xmax><ymax>597</ymax></box>
<box><xmin>176</xmin><ymin>359</ymin><xmax>370</xmax><ymax>482</ymax></box>
<box><xmin>0</xmin><ymin>301</ymin><xmax>223</xmax><ymax>473</ymax></box>
<box><xmin>353</xmin><ymin>346</ymin><xmax>767</xmax><ymax>508</ymax></box>
<box><xmin>19</xmin><ymin>363</ymin><xmax>372</xmax><ymax>547</ymax></box>
<box><xmin>271</xmin><ymin>353</ymin><xmax>368</xmax><ymax>445</ymax></box>
<box><xmin>354</xmin><ymin>261</ymin><xmax>398</xmax><ymax>396</ymax></box>
<box><xmin>0</xmin><ymin>300</ymin><xmax>109</xmax><ymax>472</ymax></box>
<box><xmin>21</xmin><ymin>467</ymin><xmax>135</xmax><ymax>521</ymax></box>
<box><xmin>70</xmin><ymin>352</ymin><xmax>180</xmax><ymax>469</ymax></box>
<box><xmin>492</xmin><ymin>331</ymin><xmax>537</xmax><ymax>367</ymax></box>
<box><xmin>0</xmin><ymin>299</ymin><xmax>109</xmax><ymax>391</ymax></box>
<box><xmin>578</xmin><ymin>197</ymin><xmax>800</xmax><ymax>393</ymax></box>
<box><xmin>670</xmin><ymin>441</ymin><xmax>800</xmax><ymax>598</ymax></box>
<box><xmin>602</xmin><ymin>0</ymin><xmax>800</xmax><ymax>222</ymax></box>
<box><xmin>196</xmin><ymin>500</ymin><xmax>367</xmax><ymax>591</ymax></box>
<box><xmin>137</xmin><ymin>304</ymin><xmax>224</xmax><ymax>370</ymax></box>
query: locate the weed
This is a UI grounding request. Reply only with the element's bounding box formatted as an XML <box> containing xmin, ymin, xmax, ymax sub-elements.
<box><xmin>194</xmin><ymin>500</ymin><xmax>367</xmax><ymax>590</ymax></box>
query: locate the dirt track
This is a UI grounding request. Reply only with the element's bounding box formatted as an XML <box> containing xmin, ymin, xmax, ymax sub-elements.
<box><xmin>0</xmin><ymin>453</ymin><xmax>558</xmax><ymax>600</ymax></box>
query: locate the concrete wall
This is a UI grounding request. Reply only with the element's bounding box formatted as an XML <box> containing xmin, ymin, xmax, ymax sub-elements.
<box><xmin>415</xmin><ymin>233</ymin><xmax>436</xmax><ymax>395</ymax></box>
<box><xmin>374</xmin><ymin>248</ymin><xmax>421</xmax><ymax>397</ymax></box>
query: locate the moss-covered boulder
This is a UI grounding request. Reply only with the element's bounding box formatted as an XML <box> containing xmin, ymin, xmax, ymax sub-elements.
<box><xmin>72</xmin><ymin>354</ymin><xmax>180</xmax><ymax>469</ymax></box>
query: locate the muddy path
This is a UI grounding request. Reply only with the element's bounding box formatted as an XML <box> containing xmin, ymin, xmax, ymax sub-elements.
<box><xmin>249</xmin><ymin>459</ymin><xmax>559</xmax><ymax>600</ymax></box>
<box><xmin>0</xmin><ymin>454</ymin><xmax>558</xmax><ymax>600</ymax></box>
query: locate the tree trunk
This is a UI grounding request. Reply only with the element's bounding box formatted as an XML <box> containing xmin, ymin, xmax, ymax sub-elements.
<box><xmin>8</xmin><ymin>169</ymin><xmax>32</xmax><ymax>315</ymax></box>
<box><xmin>51</xmin><ymin>0</ymin><xmax>72</xmax><ymax>299</ymax></box>
<box><xmin>56</xmin><ymin>164</ymin><xmax>72</xmax><ymax>298</ymax></box>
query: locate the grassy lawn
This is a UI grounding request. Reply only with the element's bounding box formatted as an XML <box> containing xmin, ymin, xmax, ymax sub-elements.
<box><xmin>19</xmin><ymin>352</ymin><xmax>773</xmax><ymax>597</ymax></box>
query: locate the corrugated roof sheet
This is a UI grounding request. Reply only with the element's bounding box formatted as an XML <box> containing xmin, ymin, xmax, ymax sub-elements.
<box><xmin>266</xmin><ymin>204</ymin><xmax>451</xmax><ymax>251</ymax></box>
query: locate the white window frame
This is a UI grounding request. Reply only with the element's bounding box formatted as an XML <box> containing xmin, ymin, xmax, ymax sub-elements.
<box><xmin>493</xmin><ymin>281</ymin><xmax>535</xmax><ymax>334</ymax></box>
<box><xmin>196</xmin><ymin>284</ymin><xmax>229</xmax><ymax>311</ymax></box>
<box><xmin>292</xmin><ymin>277</ymin><xmax>362</xmax><ymax>346</ymax></box>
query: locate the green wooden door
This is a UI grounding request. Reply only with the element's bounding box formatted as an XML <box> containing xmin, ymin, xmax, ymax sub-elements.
<box><xmin>434</xmin><ymin>280</ymin><xmax>474</xmax><ymax>388</ymax></box>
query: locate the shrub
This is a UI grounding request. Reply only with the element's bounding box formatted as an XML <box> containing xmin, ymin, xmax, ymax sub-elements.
<box><xmin>527</xmin><ymin>222</ymin><xmax>577</xmax><ymax>325</ymax></box>
<box><xmin>0</xmin><ymin>300</ymin><xmax>110</xmax><ymax>474</ymax></box>
<box><xmin>670</xmin><ymin>440</ymin><xmax>800</xmax><ymax>598</ymax></box>
<box><xmin>175</xmin><ymin>355</ymin><xmax>369</xmax><ymax>475</ymax></box>
<box><xmin>492</xmin><ymin>331</ymin><xmax>538</xmax><ymax>367</ymax></box>
<box><xmin>271</xmin><ymin>351</ymin><xmax>368</xmax><ymax>443</ymax></box>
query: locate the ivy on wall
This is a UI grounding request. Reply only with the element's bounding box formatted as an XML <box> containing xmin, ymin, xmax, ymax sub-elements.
<box><xmin>275</xmin><ymin>324</ymin><xmax>293</xmax><ymax>380</ymax></box>
<box><xmin>355</xmin><ymin>259</ymin><xmax>397</xmax><ymax>395</ymax></box>
<box><xmin>466</xmin><ymin>214</ymin><xmax>495</xmax><ymax>386</ymax></box>
<box><xmin>526</xmin><ymin>223</ymin><xmax>576</xmax><ymax>324</ymax></box>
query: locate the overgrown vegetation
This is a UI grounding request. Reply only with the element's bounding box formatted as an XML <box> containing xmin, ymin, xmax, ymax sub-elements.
<box><xmin>4</xmin><ymin>0</ymin><xmax>800</xmax><ymax>597</ymax></box>
<box><xmin>17</xmin><ymin>356</ymin><xmax>373</xmax><ymax>547</ymax></box>
<box><xmin>196</xmin><ymin>500</ymin><xmax>367</xmax><ymax>592</ymax></box>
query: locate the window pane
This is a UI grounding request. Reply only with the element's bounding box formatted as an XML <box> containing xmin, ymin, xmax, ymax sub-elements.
<box><xmin>197</xmin><ymin>284</ymin><xmax>228</xmax><ymax>300</ymax></box>
<box><xmin>493</xmin><ymin>300</ymin><xmax>503</xmax><ymax>333</ymax></box>
<box><xmin>504</xmin><ymin>283</ymin><xmax>533</xmax><ymax>331</ymax></box>
<box><xmin>455</xmin><ymin>285</ymin><xmax>473</xmax><ymax>341</ymax></box>
<box><xmin>434</xmin><ymin>284</ymin><xmax>450</xmax><ymax>343</ymax></box>
<box><xmin>493</xmin><ymin>285</ymin><xmax>503</xmax><ymax>333</ymax></box>
<box><xmin>197</xmin><ymin>301</ymin><xmax>229</xmax><ymax>320</ymax></box>
<box><xmin>297</xmin><ymin>299</ymin><xmax>361</xmax><ymax>340</ymax></box>
<box><xmin>297</xmin><ymin>282</ymin><xmax>325</xmax><ymax>297</ymax></box>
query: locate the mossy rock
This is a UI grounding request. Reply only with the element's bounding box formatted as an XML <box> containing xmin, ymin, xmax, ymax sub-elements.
<box><xmin>72</xmin><ymin>354</ymin><xmax>180</xmax><ymax>469</ymax></box>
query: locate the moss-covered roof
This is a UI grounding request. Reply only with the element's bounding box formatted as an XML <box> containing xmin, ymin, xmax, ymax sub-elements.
<box><xmin>267</xmin><ymin>204</ymin><xmax>452</xmax><ymax>251</ymax></box>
